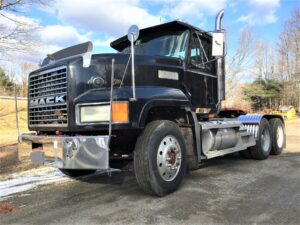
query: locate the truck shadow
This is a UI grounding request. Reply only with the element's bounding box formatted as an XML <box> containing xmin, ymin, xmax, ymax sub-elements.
<box><xmin>71</xmin><ymin>152</ymin><xmax>300</xmax><ymax>188</ymax></box>
<box><xmin>197</xmin><ymin>151</ymin><xmax>300</xmax><ymax>169</ymax></box>
<box><xmin>75</xmin><ymin>170</ymin><xmax>135</xmax><ymax>185</ymax></box>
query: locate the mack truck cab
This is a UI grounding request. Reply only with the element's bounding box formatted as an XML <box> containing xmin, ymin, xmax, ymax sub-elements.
<box><xmin>19</xmin><ymin>10</ymin><xmax>286</xmax><ymax>196</ymax></box>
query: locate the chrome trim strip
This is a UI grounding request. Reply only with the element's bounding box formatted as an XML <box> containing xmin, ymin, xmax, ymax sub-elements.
<box><xmin>30</xmin><ymin>66</ymin><xmax>67</xmax><ymax>77</ymax></box>
<box><xmin>29</xmin><ymin>86</ymin><xmax>67</xmax><ymax>95</ymax></box>
<box><xmin>29</xmin><ymin>92</ymin><xmax>67</xmax><ymax>100</ymax></box>
<box><xmin>29</xmin><ymin>73</ymin><xmax>67</xmax><ymax>85</ymax></box>
<box><xmin>29</xmin><ymin>113</ymin><xmax>67</xmax><ymax>118</ymax></box>
<box><xmin>30</xmin><ymin>77</ymin><xmax>67</xmax><ymax>87</ymax></box>
<box><xmin>30</xmin><ymin>82</ymin><xmax>67</xmax><ymax>91</ymax></box>
<box><xmin>28</xmin><ymin>123</ymin><xmax>68</xmax><ymax>127</ymax></box>
<box><xmin>29</xmin><ymin>118</ymin><xmax>67</xmax><ymax>122</ymax></box>
<box><xmin>186</xmin><ymin>69</ymin><xmax>217</xmax><ymax>78</ymax></box>
<box><xmin>109</xmin><ymin>58</ymin><xmax>115</xmax><ymax>142</ymax></box>
<box><xmin>29</xmin><ymin>102</ymin><xmax>67</xmax><ymax>109</ymax></box>
<box><xmin>29</xmin><ymin>108</ymin><xmax>67</xmax><ymax>113</ymax></box>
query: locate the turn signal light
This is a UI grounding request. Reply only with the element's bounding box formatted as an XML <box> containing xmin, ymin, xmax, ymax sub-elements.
<box><xmin>112</xmin><ymin>102</ymin><xmax>129</xmax><ymax>123</ymax></box>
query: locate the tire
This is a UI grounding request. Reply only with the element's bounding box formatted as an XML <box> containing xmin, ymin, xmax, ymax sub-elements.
<box><xmin>59</xmin><ymin>169</ymin><xmax>96</xmax><ymax>177</ymax></box>
<box><xmin>249</xmin><ymin>118</ymin><xmax>272</xmax><ymax>160</ymax></box>
<box><xmin>269</xmin><ymin>118</ymin><xmax>285</xmax><ymax>155</ymax></box>
<box><xmin>134</xmin><ymin>120</ymin><xmax>186</xmax><ymax>196</ymax></box>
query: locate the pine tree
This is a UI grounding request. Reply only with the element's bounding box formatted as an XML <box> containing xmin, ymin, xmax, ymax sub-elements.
<box><xmin>0</xmin><ymin>67</ymin><xmax>14</xmax><ymax>94</ymax></box>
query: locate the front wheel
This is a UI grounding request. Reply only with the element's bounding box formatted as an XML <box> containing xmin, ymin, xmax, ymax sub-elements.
<box><xmin>134</xmin><ymin>120</ymin><xmax>186</xmax><ymax>196</ymax></box>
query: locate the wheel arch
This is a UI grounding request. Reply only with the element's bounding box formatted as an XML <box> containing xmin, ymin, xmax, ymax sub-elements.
<box><xmin>238</xmin><ymin>114</ymin><xmax>286</xmax><ymax>149</ymax></box>
<box><xmin>238</xmin><ymin>114</ymin><xmax>285</xmax><ymax>125</ymax></box>
<box><xmin>138</xmin><ymin>97</ymin><xmax>191</xmax><ymax>128</ymax></box>
<box><xmin>262</xmin><ymin>114</ymin><xmax>285</xmax><ymax>124</ymax></box>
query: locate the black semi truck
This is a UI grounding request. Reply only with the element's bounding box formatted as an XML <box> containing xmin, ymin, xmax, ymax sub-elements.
<box><xmin>19</xmin><ymin>10</ymin><xmax>285</xmax><ymax>196</ymax></box>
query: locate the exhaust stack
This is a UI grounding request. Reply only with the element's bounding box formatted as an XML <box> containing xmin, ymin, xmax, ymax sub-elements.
<box><xmin>215</xmin><ymin>9</ymin><xmax>225</xmax><ymax>102</ymax></box>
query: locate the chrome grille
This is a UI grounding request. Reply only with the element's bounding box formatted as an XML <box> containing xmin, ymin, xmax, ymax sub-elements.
<box><xmin>29</xmin><ymin>66</ymin><xmax>68</xmax><ymax>127</ymax></box>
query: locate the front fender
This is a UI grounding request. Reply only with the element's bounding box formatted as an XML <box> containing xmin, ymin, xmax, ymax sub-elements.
<box><xmin>136</xmin><ymin>87</ymin><xmax>191</xmax><ymax>127</ymax></box>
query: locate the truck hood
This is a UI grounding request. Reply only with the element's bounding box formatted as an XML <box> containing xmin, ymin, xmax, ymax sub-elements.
<box><xmin>68</xmin><ymin>53</ymin><xmax>184</xmax><ymax>102</ymax></box>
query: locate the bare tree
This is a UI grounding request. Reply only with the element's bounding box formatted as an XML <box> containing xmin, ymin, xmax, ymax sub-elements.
<box><xmin>277</xmin><ymin>8</ymin><xmax>300</xmax><ymax>109</ymax></box>
<box><xmin>0</xmin><ymin>0</ymin><xmax>49</xmax><ymax>60</ymax></box>
<box><xmin>0</xmin><ymin>0</ymin><xmax>48</xmax><ymax>11</ymax></box>
<box><xmin>225</xmin><ymin>28</ymin><xmax>258</xmax><ymax>106</ymax></box>
<box><xmin>0</xmin><ymin>20</ymin><xmax>39</xmax><ymax>59</ymax></box>
<box><xmin>224</xmin><ymin>9</ymin><xmax>299</xmax><ymax>110</ymax></box>
<box><xmin>255</xmin><ymin>41</ymin><xmax>278</xmax><ymax>80</ymax></box>
<box><xmin>19</xmin><ymin>62</ymin><xmax>36</xmax><ymax>96</ymax></box>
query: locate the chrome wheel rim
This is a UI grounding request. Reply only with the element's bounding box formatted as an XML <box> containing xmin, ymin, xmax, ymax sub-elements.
<box><xmin>157</xmin><ymin>135</ymin><xmax>182</xmax><ymax>182</ymax></box>
<box><xmin>276</xmin><ymin>125</ymin><xmax>284</xmax><ymax>148</ymax></box>
<box><xmin>261</xmin><ymin>128</ymin><xmax>271</xmax><ymax>152</ymax></box>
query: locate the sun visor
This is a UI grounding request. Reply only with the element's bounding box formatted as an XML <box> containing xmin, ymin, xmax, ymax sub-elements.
<box><xmin>41</xmin><ymin>41</ymin><xmax>93</xmax><ymax>67</ymax></box>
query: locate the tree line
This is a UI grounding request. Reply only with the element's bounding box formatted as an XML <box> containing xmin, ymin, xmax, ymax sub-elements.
<box><xmin>0</xmin><ymin>0</ymin><xmax>43</xmax><ymax>96</ymax></box>
<box><xmin>0</xmin><ymin>63</ymin><xmax>35</xmax><ymax>96</ymax></box>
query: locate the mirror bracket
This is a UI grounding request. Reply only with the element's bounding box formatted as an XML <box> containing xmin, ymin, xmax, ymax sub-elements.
<box><xmin>127</xmin><ymin>25</ymin><xmax>140</xmax><ymax>101</ymax></box>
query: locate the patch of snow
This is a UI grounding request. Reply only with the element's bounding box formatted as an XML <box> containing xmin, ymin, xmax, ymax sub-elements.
<box><xmin>0</xmin><ymin>170</ymin><xmax>70</xmax><ymax>199</ymax></box>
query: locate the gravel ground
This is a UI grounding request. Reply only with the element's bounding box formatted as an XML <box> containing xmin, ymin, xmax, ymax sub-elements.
<box><xmin>0</xmin><ymin>144</ymin><xmax>38</xmax><ymax>176</ymax></box>
<box><xmin>0</xmin><ymin>119</ymin><xmax>299</xmax><ymax>225</ymax></box>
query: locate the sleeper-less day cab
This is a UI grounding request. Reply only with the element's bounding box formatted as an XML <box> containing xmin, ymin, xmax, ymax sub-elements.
<box><xmin>19</xmin><ymin>10</ymin><xmax>285</xmax><ymax>196</ymax></box>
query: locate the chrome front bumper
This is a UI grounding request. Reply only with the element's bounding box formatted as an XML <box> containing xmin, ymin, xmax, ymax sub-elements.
<box><xmin>19</xmin><ymin>133</ymin><xmax>109</xmax><ymax>169</ymax></box>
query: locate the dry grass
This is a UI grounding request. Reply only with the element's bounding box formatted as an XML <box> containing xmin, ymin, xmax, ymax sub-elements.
<box><xmin>0</xmin><ymin>99</ymin><xmax>28</xmax><ymax>146</ymax></box>
<box><xmin>284</xmin><ymin>119</ymin><xmax>300</xmax><ymax>153</ymax></box>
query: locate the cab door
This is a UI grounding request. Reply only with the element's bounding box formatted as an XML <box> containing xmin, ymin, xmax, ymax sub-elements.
<box><xmin>184</xmin><ymin>31</ymin><xmax>218</xmax><ymax>109</ymax></box>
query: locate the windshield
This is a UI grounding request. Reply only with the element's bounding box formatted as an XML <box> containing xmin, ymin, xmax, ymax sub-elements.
<box><xmin>122</xmin><ymin>30</ymin><xmax>189</xmax><ymax>59</ymax></box>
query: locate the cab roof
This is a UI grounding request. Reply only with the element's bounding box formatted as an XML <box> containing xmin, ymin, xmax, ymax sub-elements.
<box><xmin>110</xmin><ymin>20</ymin><xmax>210</xmax><ymax>52</ymax></box>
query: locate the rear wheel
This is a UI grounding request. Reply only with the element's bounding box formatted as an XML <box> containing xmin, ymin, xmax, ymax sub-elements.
<box><xmin>59</xmin><ymin>169</ymin><xmax>96</xmax><ymax>177</ymax></box>
<box><xmin>249</xmin><ymin>118</ymin><xmax>272</xmax><ymax>160</ymax></box>
<box><xmin>269</xmin><ymin>118</ymin><xmax>285</xmax><ymax>155</ymax></box>
<box><xmin>134</xmin><ymin>120</ymin><xmax>186</xmax><ymax>196</ymax></box>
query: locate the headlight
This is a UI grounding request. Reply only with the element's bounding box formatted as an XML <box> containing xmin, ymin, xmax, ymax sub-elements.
<box><xmin>79</xmin><ymin>102</ymin><xmax>129</xmax><ymax>124</ymax></box>
<box><xmin>80</xmin><ymin>105</ymin><xmax>110</xmax><ymax>123</ymax></box>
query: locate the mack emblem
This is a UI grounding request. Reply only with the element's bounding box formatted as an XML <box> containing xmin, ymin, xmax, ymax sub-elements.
<box><xmin>30</xmin><ymin>95</ymin><xmax>66</xmax><ymax>106</ymax></box>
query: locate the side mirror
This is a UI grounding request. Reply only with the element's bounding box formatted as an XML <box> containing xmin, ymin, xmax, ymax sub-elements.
<box><xmin>212</xmin><ymin>32</ymin><xmax>224</xmax><ymax>56</ymax></box>
<box><xmin>127</xmin><ymin>25</ymin><xmax>140</xmax><ymax>42</ymax></box>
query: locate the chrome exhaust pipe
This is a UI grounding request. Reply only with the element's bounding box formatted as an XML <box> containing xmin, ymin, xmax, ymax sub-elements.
<box><xmin>215</xmin><ymin>9</ymin><xmax>224</xmax><ymax>31</ymax></box>
<box><xmin>215</xmin><ymin>9</ymin><xmax>225</xmax><ymax>103</ymax></box>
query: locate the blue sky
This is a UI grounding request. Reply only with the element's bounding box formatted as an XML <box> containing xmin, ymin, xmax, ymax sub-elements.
<box><xmin>2</xmin><ymin>0</ymin><xmax>300</xmax><ymax>62</ymax></box>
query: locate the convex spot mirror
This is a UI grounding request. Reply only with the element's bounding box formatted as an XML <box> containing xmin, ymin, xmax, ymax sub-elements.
<box><xmin>127</xmin><ymin>25</ymin><xmax>140</xmax><ymax>42</ymax></box>
<box><xmin>212</xmin><ymin>32</ymin><xmax>224</xmax><ymax>56</ymax></box>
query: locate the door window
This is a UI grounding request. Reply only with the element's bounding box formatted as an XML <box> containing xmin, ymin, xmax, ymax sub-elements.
<box><xmin>189</xmin><ymin>32</ymin><xmax>215</xmax><ymax>73</ymax></box>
